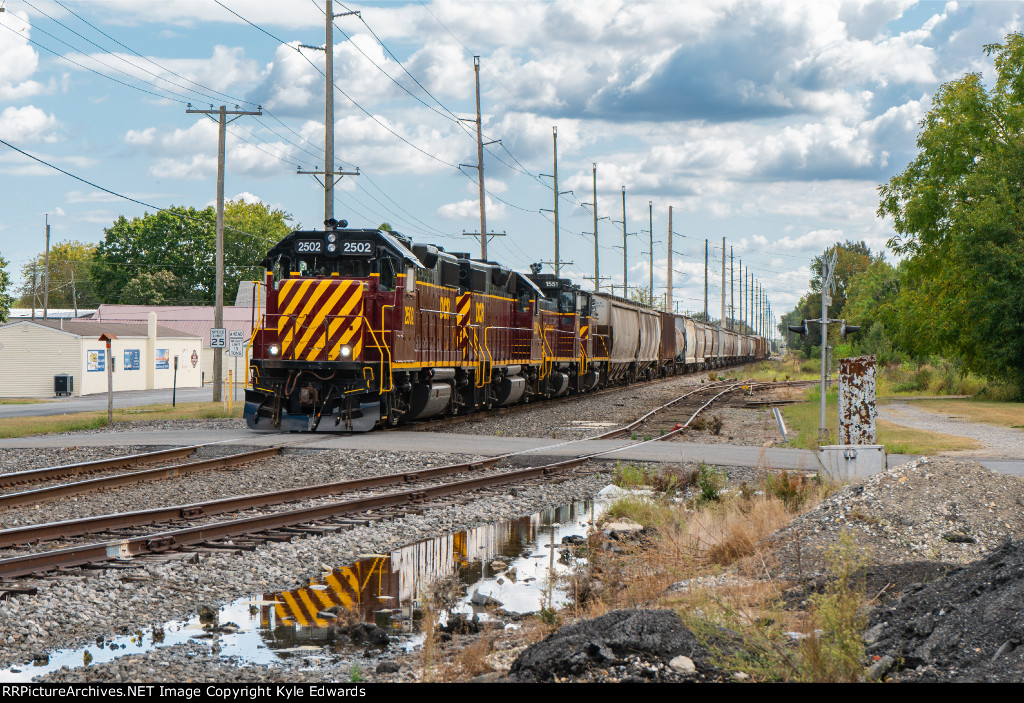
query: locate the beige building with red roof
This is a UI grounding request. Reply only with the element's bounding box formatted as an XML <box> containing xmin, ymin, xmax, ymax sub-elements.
<box><xmin>89</xmin><ymin>303</ymin><xmax>263</xmax><ymax>387</ymax></box>
<box><xmin>0</xmin><ymin>316</ymin><xmax>203</xmax><ymax>397</ymax></box>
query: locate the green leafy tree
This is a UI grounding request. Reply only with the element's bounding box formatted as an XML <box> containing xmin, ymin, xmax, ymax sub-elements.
<box><xmin>120</xmin><ymin>270</ymin><xmax>184</xmax><ymax>305</ymax></box>
<box><xmin>878</xmin><ymin>33</ymin><xmax>1024</xmax><ymax>387</ymax></box>
<box><xmin>783</xmin><ymin>241</ymin><xmax>879</xmax><ymax>354</ymax></box>
<box><xmin>223</xmin><ymin>200</ymin><xmax>293</xmax><ymax>299</ymax></box>
<box><xmin>0</xmin><ymin>251</ymin><xmax>13</xmax><ymax>323</ymax></box>
<box><xmin>91</xmin><ymin>201</ymin><xmax>291</xmax><ymax>306</ymax></box>
<box><xmin>16</xmin><ymin>240</ymin><xmax>99</xmax><ymax>309</ymax></box>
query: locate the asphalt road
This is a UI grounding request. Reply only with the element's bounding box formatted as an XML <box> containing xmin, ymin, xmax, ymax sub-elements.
<box><xmin>0</xmin><ymin>386</ymin><xmax>221</xmax><ymax>418</ymax></box>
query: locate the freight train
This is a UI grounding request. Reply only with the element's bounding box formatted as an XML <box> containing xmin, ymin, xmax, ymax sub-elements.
<box><xmin>243</xmin><ymin>223</ymin><xmax>769</xmax><ymax>432</ymax></box>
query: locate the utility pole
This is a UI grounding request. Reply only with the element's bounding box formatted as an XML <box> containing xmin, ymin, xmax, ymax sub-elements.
<box><xmin>30</xmin><ymin>263</ymin><xmax>37</xmax><ymax>320</ymax></box>
<box><xmin>552</xmin><ymin>127</ymin><xmax>560</xmax><ymax>277</ymax></box>
<box><xmin>648</xmin><ymin>201</ymin><xmax>654</xmax><ymax>306</ymax></box>
<box><xmin>43</xmin><ymin>214</ymin><xmax>50</xmax><ymax>320</ymax></box>
<box><xmin>621</xmin><ymin>187</ymin><xmax>628</xmax><ymax>295</ymax></box>
<box><xmin>592</xmin><ymin>164</ymin><xmax>599</xmax><ymax>291</ymax></box>
<box><xmin>71</xmin><ymin>270</ymin><xmax>78</xmax><ymax>317</ymax></box>
<box><xmin>473</xmin><ymin>56</ymin><xmax>487</xmax><ymax>258</ymax></box>
<box><xmin>730</xmin><ymin>247</ymin><xmax>734</xmax><ymax>331</ymax></box>
<box><xmin>666</xmin><ymin>206</ymin><xmax>673</xmax><ymax>312</ymax></box>
<box><xmin>703</xmin><ymin>239</ymin><xmax>708</xmax><ymax>321</ymax></box>
<box><xmin>720</xmin><ymin>236</ymin><xmax>726</xmax><ymax>329</ymax></box>
<box><xmin>540</xmin><ymin>127</ymin><xmax>573</xmax><ymax>276</ymax></box>
<box><xmin>738</xmin><ymin>260</ymin><xmax>743</xmax><ymax>331</ymax></box>
<box><xmin>298</xmin><ymin>2</ymin><xmax>360</xmax><ymax>225</ymax></box>
<box><xmin>186</xmin><ymin>104</ymin><xmax>262</xmax><ymax>402</ymax></box>
<box><xmin>325</xmin><ymin>0</ymin><xmax>336</xmax><ymax>223</ymax></box>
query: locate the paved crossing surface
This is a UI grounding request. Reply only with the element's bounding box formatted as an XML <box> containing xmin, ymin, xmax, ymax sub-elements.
<box><xmin>1</xmin><ymin>426</ymin><xmax>1021</xmax><ymax>476</ymax></box>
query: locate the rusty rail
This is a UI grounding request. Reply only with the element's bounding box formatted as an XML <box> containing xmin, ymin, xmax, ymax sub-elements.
<box><xmin>0</xmin><ymin>446</ymin><xmax>199</xmax><ymax>488</ymax></box>
<box><xmin>0</xmin><ymin>447</ymin><xmax>281</xmax><ymax>509</ymax></box>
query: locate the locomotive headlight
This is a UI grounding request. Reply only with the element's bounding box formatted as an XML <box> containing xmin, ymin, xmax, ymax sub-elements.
<box><xmin>327</xmin><ymin>233</ymin><xmax>337</xmax><ymax>243</ymax></box>
<box><xmin>340</xmin><ymin>345</ymin><xmax>352</xmax><ymax>358</ymax></box>
<box><xmin>327</xmin><ymin>243</ymin><xmax>337</xmax><ymax>252</ymax></box>
<box><xmin>269</xmin><ymin>344</ymin><xmax>280</xmax><ymax>356</ymax></box>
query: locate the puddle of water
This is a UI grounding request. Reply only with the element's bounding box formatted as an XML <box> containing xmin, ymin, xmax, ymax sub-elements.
<box><xmin>0</xmin><ymin>497</ymin><xmax>609</xmax><ymax>681</ymax></box>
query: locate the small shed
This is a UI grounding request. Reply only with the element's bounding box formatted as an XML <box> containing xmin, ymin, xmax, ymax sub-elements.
<box><xmin>0</xmin><ymin>317</ymin><xmax>203</xmax><ymax>398</ymax></box>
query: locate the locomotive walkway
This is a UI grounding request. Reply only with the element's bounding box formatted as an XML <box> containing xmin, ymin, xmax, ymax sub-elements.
<box><xmin>1</xmin><ymin>428</ymin><xmax>1022</xmax><ymax>476</ymax></box>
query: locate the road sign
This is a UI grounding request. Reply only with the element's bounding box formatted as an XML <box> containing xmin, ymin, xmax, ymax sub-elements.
<box><xmin>228</xmin><ymin>329</ymin><xmax>245</xmax><ymax>342</ymax></box>
<box><xmin>211</xmin><ymin>328</ymin><xmax>226</xmax><ymax>348</ymax></box>
<box><xmin>227</xmin><ymin>340</ymin><xmax>245</xmax><ymax>358</ymax></box>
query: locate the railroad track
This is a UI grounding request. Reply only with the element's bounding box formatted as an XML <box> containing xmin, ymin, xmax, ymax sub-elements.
<box><xmin>0</xmin><ymin>378</ymin><xmax>805</xmax><ymax>583</ymax></box>
<box><xmin>397</xmin><ymin>360</ymin><xmax>765</xmax><ymax>432</ymax></box>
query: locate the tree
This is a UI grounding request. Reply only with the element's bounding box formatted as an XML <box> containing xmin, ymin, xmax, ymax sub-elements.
<box><xmin>120</xmin><ymin>270</ymin><xmax>184</xmax><ymax>305</ymax></box>
<box><xmin>0</xmin><ymin>251</ymin><xmax>12</xmax><ymax>323</ymax></box>
<box><xmin>878</xmin><ymin>33</ymin><xmax>1024</xmax><ymax>386</ymax></box>
<box><xmin>782</xmin><ymin>241</ymin><xmax>879</xmax><ymax>354</ymax></box>
<box><xmin>91</xmin><ymin>201</ymin><xmax>291</xmax><ymax>306</ymax></box>
<box><xmin>16</xmin><ymin>240</ymin><xmax>99</xmax><ymax>310</ymax></box>
<box><xmin>223</xmin><ymin>200</ymin><xmax>292</xmax><ymax>300</ymax></box>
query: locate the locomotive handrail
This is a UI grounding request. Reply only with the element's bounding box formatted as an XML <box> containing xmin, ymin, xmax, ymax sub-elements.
<box><xmin>539</xmin><ymin>328</ymin><xmax>554</xmax><ymax>379</ymax></box>
<box><xmin>469</xmin><ymin>326</ymin><xmax>487</xmax><ymax>389</ymax></box>
<box><xmin>365</xmin><ymin>308</ymin><xmax>393</xmax><ymax>394</ymax></box>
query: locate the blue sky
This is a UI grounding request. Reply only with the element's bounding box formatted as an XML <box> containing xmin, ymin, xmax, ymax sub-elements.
<box><xmin>1</xmin><ymin>0</ymin><xmax>1021</xmax><ymax>321</ymax></box>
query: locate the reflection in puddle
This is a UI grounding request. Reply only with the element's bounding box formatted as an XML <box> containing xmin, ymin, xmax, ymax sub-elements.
<box><xmin>0</xmin><ymin>498</ymin><xmax>604</xmax><ymax>681</ymax></box>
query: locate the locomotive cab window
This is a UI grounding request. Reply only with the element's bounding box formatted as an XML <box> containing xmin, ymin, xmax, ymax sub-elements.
<box><xmin>576</xmin><ymin>294</ymin><xmax>591</xmax><ymax>317</ymax></box>
<box><xmin>517</xmin><ymin>288</ymin><xmax>532</xmax><ymax>313</ymax></box>
<box><xmin>336</xmin><ymin>257</ymin><xmax>371</xmax><ymax>278</ymax></box>
<box><xmin>376</xmin><ymin>256</ymin><xmax>398</xmax><ymax>291</ymax></box>
<box><xmin>558</xmin><ymin>289</ymin><xmax>575</xmax><ymax>314</ymax></box>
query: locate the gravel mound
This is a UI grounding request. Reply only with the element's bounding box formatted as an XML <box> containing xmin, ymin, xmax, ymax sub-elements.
<box><xmin>769</xmin><ymin>458</ymin><xmax>1024</xmax><ymax>575</ymax></box>
<box><xmin>866</xmin><ymin>540</ymin><xmax>1024</xmax><ymax>682</ymax></box>
<box><xmin>508</xmin><ymin>609</ymin><xmax>727</xmax><ymax>683</ymax></box>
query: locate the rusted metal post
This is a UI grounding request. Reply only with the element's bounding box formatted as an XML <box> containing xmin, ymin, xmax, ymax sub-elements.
<box><xmin>838</xmin><ymin>355</ymin><xmax>877</xmax><ymax>444</ymax></box>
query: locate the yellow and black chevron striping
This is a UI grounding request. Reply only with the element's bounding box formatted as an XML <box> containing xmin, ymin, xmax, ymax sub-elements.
<box><xmin>269</xmin><ymin>565</ymin><xmax>364</xmax><ymax>627</ymax></box>
<box><xmin>276</xmin><ymin>279</ymin><xmax>364</xmax><ymax>361</ymax></box>
<box><xmin>456</xmin><ymin>292</ymin><xmax>471</xmax><ymax>359</ymax></box>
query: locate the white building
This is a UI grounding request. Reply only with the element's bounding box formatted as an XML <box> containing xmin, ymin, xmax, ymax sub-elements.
<box><xmin>0</xmin><ymin>314</ymin><xmax>202</xmax><ymax>398</ymax></box>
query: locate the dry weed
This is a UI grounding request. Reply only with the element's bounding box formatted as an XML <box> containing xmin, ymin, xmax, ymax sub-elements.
<box><xmin>690</xmin><ymin>495</ymin><xmax>794</xmax><ymax>565</ymax></box>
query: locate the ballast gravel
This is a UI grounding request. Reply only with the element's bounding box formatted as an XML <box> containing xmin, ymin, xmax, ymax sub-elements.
<box><xmin>769</xmin><ymin>457</ymin><xmax>1024</xmax><ymax>576</ymax></box>
<box><xmin>0</xmin><ymin>451</ymin><xmax>612</xmax><ymax>680</ymax></box>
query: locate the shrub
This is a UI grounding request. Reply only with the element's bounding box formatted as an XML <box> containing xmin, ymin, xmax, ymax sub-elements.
<box><xmin>764</xmin><ymin>471</ymin><xmax>810</xmax><ymax>512</ymax></box>
<box><xmin>696</xmin><ymin>462</ymin><xmax>725</xmax><ymax>505</ymax></box>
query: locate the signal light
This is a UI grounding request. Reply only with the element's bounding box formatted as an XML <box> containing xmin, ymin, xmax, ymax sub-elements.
<box><xmin>787</xmin><ymin>321</ymin><xmax>808</xmax><ymax>338</ymax></box>
<box><xmin>840</xmin><ymin>320</ymin><xmax>861</xmax><ymax>339</ymax></box>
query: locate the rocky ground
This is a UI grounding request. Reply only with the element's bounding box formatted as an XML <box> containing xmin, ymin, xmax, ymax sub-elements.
<box><xmin>6</xmin><ymin>375</ymin><xmax>1024</xmax><ymax>683</ymax></box>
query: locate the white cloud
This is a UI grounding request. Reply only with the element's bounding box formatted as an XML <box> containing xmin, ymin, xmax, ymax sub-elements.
<box><xmin>0</xmin><ymin>106</ymin><xmax>60</xmax><ymax>143</ymax></box>
<box><xmin>437</xmin><ymin>195</ymin><xmax>508</xmax><ymax>221</ymax></box>
<box><xmin>64</xmin><ymin>45</ymin><xmax>261</xmax><ymax>97</ymax></box>
<box><xmin>0</xmin><ymin>11</ymin><xmax>49</xmax><ymax>100</ymax></box>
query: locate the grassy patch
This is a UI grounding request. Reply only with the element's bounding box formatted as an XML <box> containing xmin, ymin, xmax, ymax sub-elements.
<box><xmin>579</xmin><ymin>473</ymin><xmax>873</xmax><ymax>681</ymax></box>
<box><xmin>908</xmin><ymin>398</ymin><xmax>1024</xmax><ymax>429</ymax></box>
<box><xmin>0</xmin><ymin>402</ymin><xmax>243</xmax><ymax>439</ymax></box>
<box><xmin>737</xmin><ymin>357</ymin><xmax>819</xmax><ymax>383</ymax></box>
<box><xmin>782</xmin><ymin>386</ymin><xmax>980</xmax><ymax>453</ymax></box>
<box><xmin>0</xmin><ymin>398</ymin><xmax>46</xmax><ymax>405</ymax></box>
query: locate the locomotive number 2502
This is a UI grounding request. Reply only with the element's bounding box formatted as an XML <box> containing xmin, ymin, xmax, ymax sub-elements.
<box><xmin>342</xmin><ymin>241</ymin><xmax>373</xmax><ymax>255</ymax></box>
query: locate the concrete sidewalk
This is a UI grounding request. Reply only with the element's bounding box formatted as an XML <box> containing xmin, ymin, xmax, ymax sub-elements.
<box><xmin>1</xmin><ymin>426</ymin><xmax>1021</xmax><ymax>477</ymax></box>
